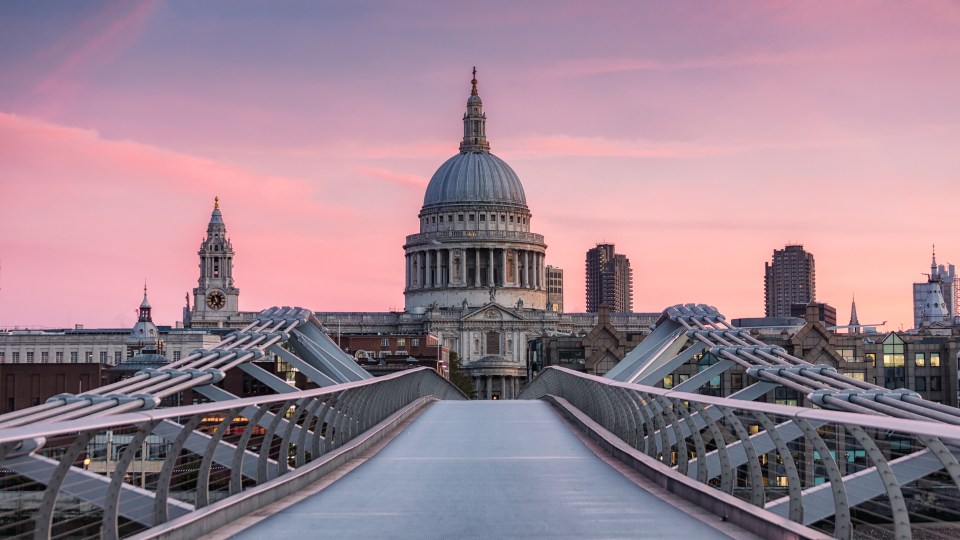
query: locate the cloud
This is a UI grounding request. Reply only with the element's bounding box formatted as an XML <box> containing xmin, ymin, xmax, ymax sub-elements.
<box><xmin>31</xmin><ymin>2</ymin><xmax>158</xmax><ymax>115</ymax></box>
<box><xmin>0</xmin><ymin>111</ymin><xmax>359</xmax><ymax>327</ymax></box>
<box><xmin>498</xmin><ymin>134</ymin><xmax>745</xmax><ymax>159</ymax></box>
<box><xmin>353</xmin><ymin>166</ymin><xmax>428</xmax><ymax>188</ymax></box>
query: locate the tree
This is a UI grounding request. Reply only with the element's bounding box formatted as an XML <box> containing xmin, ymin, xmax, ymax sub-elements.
<box><xmin>448</xmin><ymin>352</ymin><xmax>475</xmax><ymax>398</ymax></box>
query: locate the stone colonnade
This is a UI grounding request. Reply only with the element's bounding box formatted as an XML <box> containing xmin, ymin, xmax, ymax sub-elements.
<box><xmin>472</xmin><ymin>375</ymin><xmax>521</xmax><ymax>400</ymax></box>
<box><xmin>405</xmin><ymin>247</ymin><xmax>545</xmax><ymax>291</ymax></box>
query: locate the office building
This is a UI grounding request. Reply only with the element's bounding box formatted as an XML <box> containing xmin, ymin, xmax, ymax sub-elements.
<box><xmin>764</xmin><ymin>244</ymin><xmax>815</xmax><ymax>318</ymax></box>
<box><xmin>585</xmin><ymin>244</ymin><xmax>633</xmax><ymax>312</ymax></box>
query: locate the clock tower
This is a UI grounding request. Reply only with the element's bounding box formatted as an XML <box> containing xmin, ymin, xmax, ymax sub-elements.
<box><xmin>189</xmin><ymin>197</ymin><xmax>241</xmax><ymax>326</ymax></box>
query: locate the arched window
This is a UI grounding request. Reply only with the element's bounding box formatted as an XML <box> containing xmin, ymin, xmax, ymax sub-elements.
<box><xmin>485</xmin><ymin>332</ymin><xmax>500</xmax><ymax>355</ymax></box>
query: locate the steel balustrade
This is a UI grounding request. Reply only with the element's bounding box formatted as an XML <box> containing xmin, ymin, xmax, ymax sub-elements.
<box><xmin>520</xmin><ymin>366</ymin><xmax>960</xmax><ymax>539</ymax></box>
<box><xmin>0</xmin><ymin>367</ymin><xmax>465</xmax><ymax>539</ymax></box>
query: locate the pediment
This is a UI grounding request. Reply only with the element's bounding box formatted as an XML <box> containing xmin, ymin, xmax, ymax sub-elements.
<box><xmin>461</xmin><ymin>303</ymin><xmax>524</xmax><ymax>322</ymax></box>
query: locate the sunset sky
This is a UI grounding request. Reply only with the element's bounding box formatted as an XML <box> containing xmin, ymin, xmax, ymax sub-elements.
<box><xmin>1</xmin><ymin>1</ymin><xmax>958</xmax><ymax>330</ymax></box>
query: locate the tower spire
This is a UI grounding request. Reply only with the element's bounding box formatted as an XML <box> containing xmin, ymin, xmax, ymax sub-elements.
<box><xmin>849</xmin><ymin>294</ymin><xmax>860</xmax><ymax>329</ymax></box>
<box><xmin>460</xmin><ymin>67</ymin><xmax>490</xmax><ymax>153</ymax></box>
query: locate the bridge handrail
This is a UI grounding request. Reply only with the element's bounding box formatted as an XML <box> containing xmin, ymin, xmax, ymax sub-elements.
<box><xmin>0</xmin><ymin>367</ymin><xmax>465</xmax><ymax>539</ymax></box>
<box><xmin>523</xmin><ymin>367</ymin><xmax>960</xmax><ymax>441</ymax></box>
<box><xmin>521</xmin><ymin>366</ymin><xmax>960</xmax><ymax>539</ymax></box>
<box><xmin>0</xmin><ymin>367</ymin><xmax>459</xmax><ymax>445</ymax></box>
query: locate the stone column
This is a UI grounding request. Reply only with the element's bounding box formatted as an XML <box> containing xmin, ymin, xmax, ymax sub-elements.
<box><xmin>535</xmin><ymin>253</ymin><xmax>541</xmax><ymax>289</ymax></box>
<box><xmin>448</xmin><ymin>249</ymin><xmax>454</xmax><ymax>286</ymax></box>
<box><xmin>405</xmin><ymin>254</ymin><xmax>410</xmax><ymax>289</ymax></box>
<box><xmin>418</xmin><ymin>251</ymin><xmax>425</xmax><ymax>288</ymax></box>
<box><xmin>500</xmin><ymin>249</ymin><xmax>507</xmax><ymax>286</ymax></box>
<box><xmin>488</xmin><ymin>248</ymin><xmax>494</xmax><ymax>287</ymax></box>
<box><xmin>474</xmin><ymin>248</ymin><xmax>481</xmax><ymax>287</ymax></box>
<box><xmin>426</xmin><ymin>250</ymin><xmax>433</xmax><ymax>288</ymax></box>
<box><xmin>537</xmin><ymin>253</ymin><xmax>543</xmax><ymax>289</ymax></box>
<box><xmin>538</xmin><ymin>253</ymin><xmax>543</xmax><ymax>290</ymax></box>
<box><xmin>513</xmin><ymin>251</ymin><xmax>520</xmax><ymax>287</ymax></box>
<box><xmin>512</xmin><ymin>377</ymin><xmax>518</xmax><ymax>399</ymax></box>
<box><xmin>486</xmin><ymin>376</ymin><xmax>492</xmax><ymax>400</ymax></box>
<box><xmin>438</xmin><ymin>249</ymin><xmax>445</xmax><ymax>286</ymax></box>
<box><xmin>501</xmin><ymin>377</ymin><xmax>507</xmax><ymax>400</ymax></box>
<box><xmin>522</xmin><ymin>251</ymin><xmax>529</xmax><ymax>288</ymax></box>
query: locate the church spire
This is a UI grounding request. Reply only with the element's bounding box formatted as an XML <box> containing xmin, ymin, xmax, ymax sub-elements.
<box><xmin>847</xmin><ymin>294</ymin><xmax>862</xmax><ymax>334</ymax></box>
<box><xmin>932</xmin><ymin>244</ymin><xmax>938</xmax><ymax>277</ymax></box>
<box><xmin>460</xmin><ymin>66</ymin><xmax>490</xmax><ymax>153</ymax></box>
<box><xmin>138</xmin><ymin>281</ymin><xmax>152</xmax><ymax>322</ymax></box>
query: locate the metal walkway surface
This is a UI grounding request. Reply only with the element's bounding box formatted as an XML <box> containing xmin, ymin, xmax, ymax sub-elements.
<box><xmin>232</xmin><ymin>401</ymin><xmax>737</xmax><ymax>539</ymax></box>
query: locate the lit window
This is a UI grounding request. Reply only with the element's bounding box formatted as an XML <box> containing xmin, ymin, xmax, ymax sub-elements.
<box><xmin>931</xmin><ymin>353</ymin><xmax>940</xmax><ymax>367</ymax></box>
<box><xmin>915</xmin><ymin>353</ymin><xmax>925</xmax><ymax>367</ymax></box>
<box><xmin>882</xmin><ymin>334</ymin><xmax>904</xmax><ymax>367</ymax></box>
<box><xmin>848</xmin><ymin>372</ymin><xmax>865</xmax><ymax>381</ymax></box>
<box><xmin>865</xmin><ymin>353</ymin><xmax>876</xmax><ymax>366</ymax></box>
<box><xmin>397</xmin><ymin>338</ymin><xmax>406</xmax><ymax>347</ymax></box>
<box><xmin>662</xmin><ymin>375</ymin><xmax>674</xmax><ymax>389</ymax></box>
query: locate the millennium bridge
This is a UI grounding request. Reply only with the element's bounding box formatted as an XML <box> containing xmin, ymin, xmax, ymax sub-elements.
<box><xmin>1</xmin><ymin>305</ymin><xmax>959</xmax><ymax>539</ymax></box>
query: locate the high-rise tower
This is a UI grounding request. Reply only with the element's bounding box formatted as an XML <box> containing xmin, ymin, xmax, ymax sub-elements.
<box><xmin>585</xmin><ymin>244</ymin><xmax>633</xmax><ymax>313</ymax></box>
<box><xmin>189</xmin><ymin>197</ymin><xmax>240</xmax><ymax>326</ymax></box>
<box><xmin>764</xmin><ymin>244</ymin><xmax>815</xmax><ymax>318</ymax></box>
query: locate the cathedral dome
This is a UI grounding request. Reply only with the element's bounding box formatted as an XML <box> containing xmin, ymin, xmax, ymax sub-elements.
<box><xmin>422</xmin><ymin>152</ymin><xmax>526</xmax><ymax>210</ymax></box>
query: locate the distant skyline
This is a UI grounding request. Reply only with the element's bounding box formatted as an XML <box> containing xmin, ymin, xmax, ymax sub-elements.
<box><xmin>1</xmin><ymin>1</ymin><xmax>959</xmax><ymax>330</ymax></box>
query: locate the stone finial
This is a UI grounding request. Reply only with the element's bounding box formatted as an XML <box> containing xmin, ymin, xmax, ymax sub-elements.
<box><xmin>214</xmin><ymin>196</ymin><xmax>220</xmax><ymax>210</ymax></box>
<box><xmin>471</xmin><ymin>66</ymin><xmax>478</xmax><ymax>96</ymax></box>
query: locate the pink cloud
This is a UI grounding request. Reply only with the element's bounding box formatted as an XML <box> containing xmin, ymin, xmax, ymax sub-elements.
<box><xmin>353</xmin><ymin>166</ymin><xmax>428</xmax><ymax>188</ymax></box>
<box><xmin>0</xmin><ymin>112</ymin><xmax>375</xmax><ymax>328</ymax></box>
<box><xmin>31</xmin><ymin>2</ymin><xmax>158</xmax><ymax>116</ymax></box>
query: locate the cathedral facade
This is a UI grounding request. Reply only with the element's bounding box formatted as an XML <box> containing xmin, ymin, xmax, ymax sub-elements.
<box><xmin>317</xmin><ymin>71</ymin><xmax>657</xmax><ymax>398</ymax></box>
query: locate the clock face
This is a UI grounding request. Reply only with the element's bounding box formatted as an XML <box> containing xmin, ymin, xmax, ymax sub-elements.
<box><xmin>206</xmin><ymin>291</ymin><xmax>226</xmax><ymax>310</ymax></box>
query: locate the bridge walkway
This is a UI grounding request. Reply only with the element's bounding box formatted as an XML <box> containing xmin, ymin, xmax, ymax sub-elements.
<box><xmin>229</xmin><ymin>401</ymin><xmax>751</xmax><ymax>539</ymax></box>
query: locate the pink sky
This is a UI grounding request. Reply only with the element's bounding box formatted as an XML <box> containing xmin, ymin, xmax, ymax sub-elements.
<box><xmin>1</xmin><ymin>1</ymin><xmax>959</xmax><ymax>330</ymax></box>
